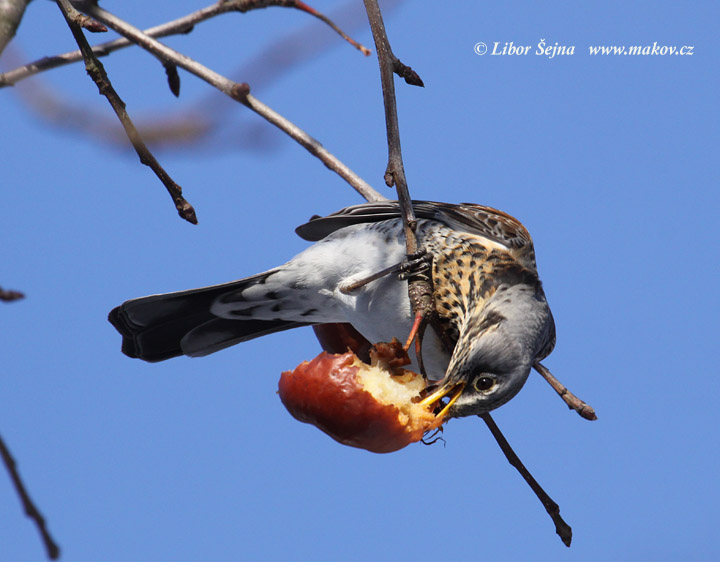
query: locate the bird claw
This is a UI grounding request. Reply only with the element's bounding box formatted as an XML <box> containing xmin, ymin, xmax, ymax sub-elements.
<box><xmin>339</xmin><ymin>249</ymin><xmax>432</xmax><ymax>294</ymax></box>
<box><xmin>397</xmin><ymin>249</ymin><xmax>432</xmax><ymax>280</ymax></box>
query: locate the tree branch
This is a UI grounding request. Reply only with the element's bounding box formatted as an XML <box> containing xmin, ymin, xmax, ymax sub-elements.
<box><xmin>533</xmin><ymin>361</ymin><xmax>597</xmax><ymax>421</ymax></box>
<box><xmin>362</xmin><ymin>0</ymin><xmax>435</xmax><ymax>348</ymax></box>
<box><xmin>52</xmin><ymin>0</ymin><xmax>106</xmax><ymax>33</ymax></box>
<box><xmin>481</xmin><ymin>414</ymin><xmax>572</xmax><ymax>547</ymax></box>
<box><xmin>232</xmin><ymin>0</ymin><xmax>370</xmax><ymax>56</ymax></box>
<box><xmin>0</xmin><ymin>0</ymin><xmax>368</xmax><ymax>88</ymax></box>
<box><xmin>56</xmin><ymin>0</ymin><xmax>198</xmax><ymax>223</ymax></box>
<box><xmin>0</xmin><ymin>434</ymin><xmax>60</xmax><ymax>559</ymax></box>
<box><xmin>361</xmin><ymin>5</ymin><xmax>575</xmax><ymax>548</ymax></box>
<box><xmin>73</xmin><ymin>1</ymin><xmax>384</xmax><ymax>203</ymax></box>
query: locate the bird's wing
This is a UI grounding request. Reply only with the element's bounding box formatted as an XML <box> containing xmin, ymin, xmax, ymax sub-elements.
<box><xmin>296</xmin><ymin>200</ymin><xmax>533</xmax><ymax>251</ymax></box>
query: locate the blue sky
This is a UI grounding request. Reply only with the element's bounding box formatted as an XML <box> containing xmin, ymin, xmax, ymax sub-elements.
<box><xmin>2</xmin><ymin>1</ymin><xmax>718</xmax><ymax>560</ymax></box>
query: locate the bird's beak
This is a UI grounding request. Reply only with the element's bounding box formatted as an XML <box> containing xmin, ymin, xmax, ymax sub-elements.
<box><xmin>418</xmin><ymin>380</ymin><xmax>466</xmax><ymax>420</ymax></box>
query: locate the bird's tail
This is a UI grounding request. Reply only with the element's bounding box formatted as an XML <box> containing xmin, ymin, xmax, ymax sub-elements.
<box><xmin>108</xmin><ymin>272</ymin><xmax>308</xmax><ymax>362</ymax></box>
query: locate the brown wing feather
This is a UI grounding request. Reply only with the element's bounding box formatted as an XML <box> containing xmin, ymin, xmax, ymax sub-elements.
<box><xmin>295</xmin><ymin>200</ymin><xmax>536</xmax><ymax>268</ymax></box>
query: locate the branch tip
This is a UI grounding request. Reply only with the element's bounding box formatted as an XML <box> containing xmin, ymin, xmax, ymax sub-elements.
<box><xmin>481</xmin><ymin>414</ymin><xmax>573</xmax><ymax>547</ymax></box>
<box><xmin>533</xmin><ymin>362</ymin><xmax>597</xmax><ymax>421</ymax></box>
<box><xmin>177</xmin><ymin>201</ymin><xmax>198</xmax><ymax>224</ymax></box>
<box><xmin>163</xmin><ymin>62</ymin><xmax>181</xmax><ymax>97</ymax></box>
<box><xmin>0</xmin><ymin>435</ymin><xmax>61</xmax><ymax>559</ymax></box>
<box><xmin>224</xmin><ymin>0</ymin><xmax>371</xmax><ymax>56</ymax></box>
<box><xmin>0</xmin><ymin>287</ymin><xmax>25</xmax><ymax>302</ymax></box>
<box><xmin>79</xmin><ymin>16</ymin><xmax>108</xmax><ymax>33</ymax></box>
<box><xmin>383</xmin><ymin>169</ymin><xmax>394</xmax><ymax>188</ymax></box>
<box><xmin>394</xmin><ymin>59</ymin><xmax>424</xmax><ymax>87</ymax></box>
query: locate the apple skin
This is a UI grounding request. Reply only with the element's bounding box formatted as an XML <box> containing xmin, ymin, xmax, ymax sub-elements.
<box><xmin>278</xmin><ymin>351</ymin><xmax>438</xmax><ymax>454</ymax></box>
<box><xmin>312</xmin><ymin>323</ymin><xmax>372</xmax><ymax>363</ymax></box>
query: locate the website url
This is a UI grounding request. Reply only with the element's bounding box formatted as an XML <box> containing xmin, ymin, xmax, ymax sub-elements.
<box><xmin>588</xmin><ymin>43</ymin><xmax>694</xmax><ymax>56</ymax></box>
<box><xmin>473</xmin><ymin>40</ymin><xmax>695</xmax><ymax>58</ymax></box>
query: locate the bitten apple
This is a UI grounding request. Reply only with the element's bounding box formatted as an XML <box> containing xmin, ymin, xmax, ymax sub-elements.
<box><xmin>278</xmin><ymin>342</ymin><xmax>445</xmax><ymax>454</ymax></box>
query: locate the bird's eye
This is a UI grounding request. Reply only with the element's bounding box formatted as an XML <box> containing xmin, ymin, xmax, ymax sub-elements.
<box><xmin>474</xmin><ymin>376</ymin><xmax>496</xmax><ymax>392</ymax></box>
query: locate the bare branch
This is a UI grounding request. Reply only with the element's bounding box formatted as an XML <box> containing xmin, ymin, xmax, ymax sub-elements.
<box><xmin>56</xmin><ymin>0</ymin><xmax>198</xmax><ymax>224</ymax></box>
<box><xmin>0</xmin><ymin>0</ymin><xmax>31</xmax><ymax>56</ymax></box>
<box><xmin>0</xmin><ymin>434</ymin><xmax>60</xmax><ymax>560</ymax></box>
<box><xmin>219</xmin><ymin>0</ymin><xmax>370</xmax><ymax>55</ymax></box>
<box><xmin>4</xmin><ymin>2</ymin><xmax>389</xmax><ymax>155</ymax></box>
<box><xmin>241</xmin><ymin>91</ymin><xmax>386</xmax><ymax>202</ymax></box>
<box><xmin>481</xmin><ymin>414</ymin><xmax>573</xmax><ymax>547</ymax></box>
<box><xmin>0</xmin><ymin>286</ymin><xmax>24</xmax><ymax>302</ymax></box>
<box><xmin>533</xmin><ymin>361</ymin><xmax>597</xmax><ymax>421</ymax></box>
<box><xmin>363</xmin><ymin>5</ymin><xmax>576</xmax><ymax>549</ymax></box>
<box><xmin>75</xmin><ymin>1</ymin><xmax>384</xmax><ymax>202</ymax></box>
<box><xmin>52</xmin><ymin>0</ymin><xmax>106</xmax><ymax>33</ymax></box>
<box><xmin>0</xmin><ymin>0</ymin><xmax>368</xmax><ymax>88</ymax></box>
<box><xmin>272</xmin><ymin>0</ymin><xmax>371</xmax><ymax>55</ymax></box>
<box><xmin>362</xmin><ymin>0</ymin><xmax>435</xmax><ymax>348</ymax></box>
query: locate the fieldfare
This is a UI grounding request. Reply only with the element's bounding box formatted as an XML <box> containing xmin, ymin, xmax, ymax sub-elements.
<box><xmin>109</xmin><ymin>200</ymin><xmax>555</xmax><ymax>418</ymax></box>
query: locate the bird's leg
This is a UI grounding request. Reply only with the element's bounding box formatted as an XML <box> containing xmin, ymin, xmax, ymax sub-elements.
<box><xmin>338</xmin><ymin>249</ymin><xmax>432</xmax><ymax>294</ymax></box>
<box><xmin>339</xmin><ymin>263</ymin><xmax>402</xmax><ymax>294</ymax></box>
<box><xmin>400</xmin><ymin>249</ymin><xmax>435</xmax><ymax>376</ymax></box>
<box><xmin>403</xmin><ymin>312</ymin><xmax>428</xmax><ymax>376</ymax></box>
<box><xmin>339</xmin><ymin>250</ymin><xmax>435</xmax><ymax>375</ymax></box>
<box><xmin>532</xmin><ymin>361</ymin><xmax>597</xmax><ymax>421</ymax></box>
<box><xmin>403</xmin><ymin>313</ymin><xmax>425</xmax><ymax>350</ymax></box>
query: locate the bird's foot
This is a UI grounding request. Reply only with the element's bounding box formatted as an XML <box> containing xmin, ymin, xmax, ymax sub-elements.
<box><xmin>397</xmin><ymin>249</ymin><xmax>432</xmax><ymax>280</ymax></box>
<box><xmin>338</xmin><ymin>249</ymin><xmax>431</xmax><ymax>294</ymax></box>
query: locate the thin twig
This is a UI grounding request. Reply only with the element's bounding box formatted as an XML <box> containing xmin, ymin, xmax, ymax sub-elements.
<box><xmin>481</xmin><ymin>413</ymin><xmax>572</xmax><ymax>547</ymax></box>
<box><xmin>0</xmin><ymin>0</ymin><xmax>368</xmax><ymax>88</ymax></box>
<box><xmin>533</xmin><ymin>361</ymin><xmax>597</xmax><ymax>421</ymax></box>
<box><xmin>0</xmin><ymin>434</ymin><xmax>60</xmax><ymax>560</ymax></box>
<box><xmin>240</xmin><ymin>90</ymin><xmax>386</xmax><ymax>202</ymax></box>
<box><xmin>362</xmin><ymin>0</ymin><xmax>423</xmax><ymax>89</ymax></box>
<box><xmin>56</xmin><ymin>0</ymin><xmax>198</xmax><ymax>224</ymax></box>
<box><xmin>74</xmin><ymin>1</ymin><xmax>384</xmax><ymax>203</ymax></box>
<box><xmin>0</xmin><ymin>286</ymin><xmax>25</xmax><ymax>302</ymax></box>
<box><xmin>227</xmin><ymin>0</ymin><xmax>371</xmax><ymax>55</ymax></box>
<box><xmin>3</xmin><ymin>2</ymin><xmax>387</xmax><ymax>154</ymax></box>
<box><xmin>53</xmin><ymin>0</ymin><xmax>106</xmax><ymax>33</ymax></box>
<box><xmin>362</xmin><ymin>0</ymin><xmax>435</xmax><ymax>346</ymax></box>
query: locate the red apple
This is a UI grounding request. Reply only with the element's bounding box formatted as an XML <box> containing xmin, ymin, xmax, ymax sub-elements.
<box><xmin>278</xmin><ymin>341</ymin><xmax>445</xmax><ymax>454</ymax></box>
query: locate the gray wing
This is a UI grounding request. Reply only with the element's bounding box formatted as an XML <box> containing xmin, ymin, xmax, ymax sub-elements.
<box><xmin>295</xmin><ymin>200</ymin><xmax>533</xmax><ymax>251</ymax></box>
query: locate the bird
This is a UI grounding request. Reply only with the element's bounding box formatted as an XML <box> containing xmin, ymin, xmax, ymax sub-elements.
<box><xmin>109</xmin><ymin>200</ymin><xmax>555</xmax><ymax>418</ymax></box>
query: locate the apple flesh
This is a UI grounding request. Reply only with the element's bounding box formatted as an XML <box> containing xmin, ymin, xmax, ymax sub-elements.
<box><xmin>278</xmin><ymin>341</ymin><xmax>443</xmax><ymax>454</ymax></box>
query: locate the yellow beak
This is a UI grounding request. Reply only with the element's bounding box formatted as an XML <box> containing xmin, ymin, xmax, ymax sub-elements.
<box><xmin>419</xmin><ymin>381</ymin><xmax>466</xmax><ymax>420</ymax></box>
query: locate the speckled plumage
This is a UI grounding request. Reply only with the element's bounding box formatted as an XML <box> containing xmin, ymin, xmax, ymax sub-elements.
<box><xmin>109</xmin><ymin>201</ymin><xmax>555</xmax><ymax>418</ymax></box>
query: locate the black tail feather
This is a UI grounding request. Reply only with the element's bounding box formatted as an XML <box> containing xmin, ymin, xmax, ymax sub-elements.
<box><xmin>108</xmin><ymin>276</ymin><xmax>307</xmax><ymax>362</ymax></box>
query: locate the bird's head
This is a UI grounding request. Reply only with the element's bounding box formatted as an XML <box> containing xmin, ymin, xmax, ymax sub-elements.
<box><xmin>420</xmin><ymin>284</ymin><xmax>553</xmax><ymax>418</ymax></box>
